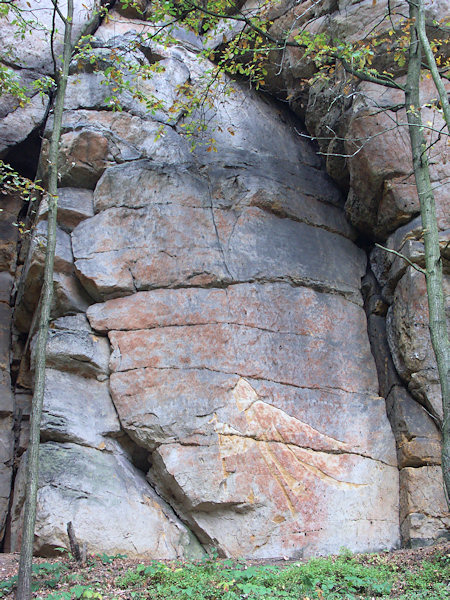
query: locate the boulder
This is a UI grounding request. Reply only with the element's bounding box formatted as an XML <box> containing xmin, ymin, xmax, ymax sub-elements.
<box><xmin>0</xmin><ymin>0</ymin><xmax>96</xmax><ymax>73</ymax></box>
<box><xmin>0</xmin><ymin>93</ymin><xmax>47</xmax><ymax>157</ymax></box>
<box><xmin>387</xmin><ymin>267</ymin><xmax>450</xmax><ymax>420</ymax></box>
<box><xmin>399</xmin><ymin>466</ymin><xmax>450</xmax><ymax>547</ymax></box>
<box><xmin>107</xmin><ymin>291</ymin><xmax>377</xmax><ymax>394</ymax></box>
<box><xmin>88</xmin><ymin>281</ymin><xmax>369</xmax><ymax>335</ymax></box>
<box><xmin>10</xmin><ymin>442</ymin><xmax>205</xmax><ymax>558</ymax></box>
<box><xmin>31</xmin><ymin>327</ymin><xmax>110</xmax><ymax>380</ymax></box>
<box><xmin>40</xmin><ymin>369</ymin><xmax>120</xmax><ymax>446</ymax></box>
<box><xmin>386</xmin><ymin>386</ymin><xmax>441</xmax><ymax>469</ymax></box>
<box><xmin>54</xmin><ymin>109</ymin><xmax>194</xmax><ymax>167</ymax></box>
<box><xmin>37</xmin><ymin>188</ymin><xmax>94</xmax><ymax>231</ymax></box>
<box><xmin>73</xmin><ymin>204</ymin><xmax>365</xmax><ymax>302</ymax></box>
<box><xmin>61</xmin><ymin>56</ymin><xmax>190</xmax><ymax>124</ymax></box>
<box><xmin>15</xmin><ymin>221</ymin><xmax>91</xmax><ymax>332</ymax></box>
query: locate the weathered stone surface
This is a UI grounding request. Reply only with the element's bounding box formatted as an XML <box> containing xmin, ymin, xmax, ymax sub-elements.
<box><xmin>15</xmin><ymin>221</ymin><xmax>91</xmax><ymax>332</ymax></box>
<box><xmin>386</xmin><ymin>386</ymin><xmax>441</xmax><ymax>469</ymax></box>
<box><xmin>10</xmin><ymin>442</ymin><xmax>205</xmax><ymax>558</ymax></box>
<box><xmin>214</xmin><ymin>208</ymin><xmax>364</xmax><ymax>296</ymax></box>
<box><xmin>88</xmin><ymin>282</ymin><xmax>367</xmax><ymax>335</ymax></box>
<box><xmin>52</xmin><ymin>313</ymin><xmax>92</xmax><ymax>332</ymax></box>
<box><xmin>387</xmin><ymin>267</ymin><xmax>450</xmax><ymax>420</ymax></box>
<box><xmin>41</xmin><ymin>369</ymin><xmax>120</xmax><ymax>446</ymax></box>
<box><xmin>0</xmin><ymin>416</ymin><xmax>13</xmax><ymax>541</ymax></box>
<box><xmin>343</xmin><ymin>81</ymin><xmax>449</xmax><ymax>238</ymax></box>
<box><xmin>109</xmin><ymin>323</ymin><xmax>377</xmax><ymax>394</ymax></box>
<box><xmin>0</xmin><ymin>0</ymin><xmax>96</xmax><ymax>73</ymax></box>
<box><xmin>61</xmin><ymin>55</ymin><xmax>190</xmax><ymax>124</ymax></box>
<box><xmin>0</xmin><ymin>302</ymin><xmax>13</xmax><ymax>417</ymax></box>
<box><xmin>93</xmin><ymin>154</ymin><xmax>351</xmax><ymax>235</ymax></box>
<box><xmin>57</xmin><ymin>110</ymin><xmax>194</xmax><ymax>167</ymax></box>
<box><xmin>0</xmin><ymin>194</ymin><xmax>22</xmax><ymax>273</ymax></box>
<box><xmin>72</xmin><ymin>203</ymin><xmax>229</xmax><ymax>300</ymax></box>
<box><xmin>73</xmin><ymin>204</ymin><xmax>365</xmax><ymax>302</ymax></box>
<box><xmin>93</xmin><ymin>161</ymin><xmax>210</xmax><ymax>212</ymax></box>
<box><xmin>206</xmin><ymin>158</ymin><xmax>353</xmax><ymax>238</ymax></box>
<box><xmin>40</xmin><ymin>128</ymin><xmax>113</xmax><ymax>189</ymax></box>
<box><xmin>150</xmin><ymin>414</ymin><xmax>398</xmax><ymax>557</ymax></box>
<box><xmin>370</xmin><ymin>216</ymin><xmax>450</xmax><ymax>303</ymax></box>
<box><xmin>263</xmin><ymin>0</ymin><xmax>450</xmax><ymax>241</ymax></box>
<box><xmin>98</xmin><ymin>283</ymin><xmax>399</xmax><ymax>557</ymax></box>
<box><xmin>38</xmin><ymin>188</ymin><xmax>94</xmax><ymax>231</ymax></box>
<box><xmin>111</xmin><ymin>368</ymin><xmax>392</xmax><ymax>462</ymax></box>
<box><xmin>399</xmin><ymin>467</ymin><xmax>450</xmax><ymax>547</ymax></box>
<box><xmin>7</xmin><ymin>0</ymin><xmax>447</xmax><ymax>557</ymax></box>
<box><xmin>31</xmin><ymin>327</ymin><xmax>110</xmax><ymax>380</ymax></box>
<box><xmin>105</xmin><ymin>284</ymin><xmax>377</xmax><ymax>391</ymax></box>
<box><xmin>0</xmin><ymin>93</ymin><xmax>47</xmax><ymax>156</ymax></box>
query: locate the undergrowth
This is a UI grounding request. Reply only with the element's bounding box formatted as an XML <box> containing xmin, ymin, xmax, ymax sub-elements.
<box><xmin>0</xmin><ymin>547</ymin><xmax>449</xmax><ymax>600</ymax></box>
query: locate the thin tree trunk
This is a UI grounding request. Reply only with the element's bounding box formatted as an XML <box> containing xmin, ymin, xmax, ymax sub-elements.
<box><xmin>16</xmin><ymin>2</ymin><xmax>73</xmax><ymax>599</ymax></box>
<box><xmin>416</xmin><ymin>0</ymin><xmax>450</xmax><ymax>131</ymax></box>
<box><xmin>406</xmin><ymin>1</ymin><xmax>450</xmax><ymax>507</ymax></box>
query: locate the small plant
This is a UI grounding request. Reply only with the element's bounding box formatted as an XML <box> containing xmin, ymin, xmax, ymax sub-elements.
<box><xmin>92</xmin><ymin>553</ymin><xmax>126</xmax><ymax>565</ymax></box>
<box><xmin>2</xmin><ymin>546</ymin><xmax>449</xmax><ymax>600</ymax></box>
<box><xmin>0</xmin><ymin>576</ymin><xmax>17</xmax><ymax>598</ymax></box>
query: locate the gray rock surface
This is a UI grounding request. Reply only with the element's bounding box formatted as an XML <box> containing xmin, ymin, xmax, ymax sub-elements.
<box><xmin>400</xmin><ymin>466</ymin><xmax>450</xmax><ymax>547</ymax></box>
<box><xmin>10</xmin><ymin>442</ymin><xmax>205</xmax><ymax>558</ymax></box>
<box><xmin>40</xmin><ymin>369</ymin><xmax>120</xmax><ymax>446</ymax></box>
<box><xmin>386</xmin><ymin>386</ymin><xmax>442</xmax><ymax>469</ymax></box>
<box><xmin>38</xmin><ymin>188</ymin><xmax>94</xmax><ymax>232</ymax></box>
<box><xmin>32</xmin><ymin>328</ymin><xmax>110</xmax><ymax>380</ymax></box>
<box><xmin>387</xmin><ymin>267</ymin><xmax>450</xmax><ymax>421</ymax></box>
<box><xmin>0</xmin><ymin>416</ymin><xmax>13</xmax><ymax>542</ymax></box>
<box><xmin>2</xmin><ymin>0</ymin><xmax>448</xmax><ymax>556</ymax></box>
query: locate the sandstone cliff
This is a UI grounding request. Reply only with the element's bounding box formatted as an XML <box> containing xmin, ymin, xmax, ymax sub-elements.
<box><xmin>0</xmin><ymin>0</ymin><xmax>448</xmax><ymax>558</ymax></box>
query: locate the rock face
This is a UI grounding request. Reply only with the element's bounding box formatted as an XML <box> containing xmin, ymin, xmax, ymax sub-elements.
<box><xmin>259</xmin><ymin>0</ymin><xmax>450</xmax><ymax>547</ymax></box>
<box><xmin>92</xmin><ymin>285</ymin><xmax>398</xmax><ymax>557</ymax></box>
<box><xmin>0</xmin><ymin>194</ymin><xmax>21</xmax><ymax>542</ymax></box>
<box><xmin>1</xmin><ymin>0</ymin><xmax>448</xmax><ymax>557</ymax></box>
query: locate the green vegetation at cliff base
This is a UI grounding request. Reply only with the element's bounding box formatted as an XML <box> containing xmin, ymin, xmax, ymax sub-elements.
<box><xmin>1</xmin><ymin>545</ymin><xmax>449</xmax><ymax>600</ymax></box>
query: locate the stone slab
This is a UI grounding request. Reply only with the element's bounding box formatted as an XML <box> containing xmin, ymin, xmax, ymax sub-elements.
<box><xmin>10</xmin><ymin>442</ymin><xmax>205</xmax><ymax>558</ymax></box>
<box><xmin>41</xmin><ymin>369</ymin><xmax>120</xmax><ymax>446</ymax></box>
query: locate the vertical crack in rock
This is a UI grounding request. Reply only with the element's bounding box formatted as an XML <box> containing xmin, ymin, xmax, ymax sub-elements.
<box><xmin>362</xmin><ymin>251</ymin><xmax>448</xmax><ymax>547</ymax></box>
<box><xmin>204</xmin><ymin>169</ymin><xmax>234</xmax><ymax>281</ymax></box>
<box><xmin>110</xmin><ymin>431</ymin><xmax>208</xmax><ymax>557</ymax></box>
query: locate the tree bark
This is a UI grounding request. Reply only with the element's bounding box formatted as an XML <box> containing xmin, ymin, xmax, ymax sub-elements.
<box><xmin>416</xmin><ymin>0</ymin><xmax>450</xmax><ymax>132</ymax></box>
<box><xmin>16</xmin><ymin>2</ymin><xmax>73</xmax><ymax>599</ymax></box>
<box><xmin>406</xmin><ymin>1</ymin><xmax>450</xmax><ymax>507</ymax></box>
<box><xmin>67</xmin><ymin>522</ymin><xmax>83</xmax><ymax>564</ymax></box>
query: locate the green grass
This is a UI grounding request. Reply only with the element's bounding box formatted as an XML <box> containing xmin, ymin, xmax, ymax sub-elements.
<box><xmin>0</xmin><ymin>548</ymin><xmax>449</xmax><ymax>600</ymax></box>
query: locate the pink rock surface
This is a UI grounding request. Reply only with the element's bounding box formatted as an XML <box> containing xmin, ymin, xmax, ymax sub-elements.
<box><xmin>93</xmin><ymin>283</ymin><xmax>399</xmax><ymax>557</ymax></box>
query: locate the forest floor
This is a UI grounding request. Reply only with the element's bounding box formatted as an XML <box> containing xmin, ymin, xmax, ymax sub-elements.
<box><xmin>0</xmin><ymin>541</ymin><xmax>449</xmax><ymax>599</ymax></box>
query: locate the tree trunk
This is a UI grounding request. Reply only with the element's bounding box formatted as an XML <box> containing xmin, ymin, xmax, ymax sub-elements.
<box><xmin>416</xmin><ymin>0</ymin><xmax>450</xmax><ymax>132</ymax></box>
<box><xmin>16</xmin><ymin>2</ymin><xmax>74</xmax><ymax>599</ymax></box>
<box><xmin>406</xmin><ymin>1</ymin><xmax>450</xmax><ymax>507</ymax></box>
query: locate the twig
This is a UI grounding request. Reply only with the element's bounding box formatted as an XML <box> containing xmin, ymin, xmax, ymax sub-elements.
<box><xmin>375</xmin><ymin>243</ymin><xmax>427</xmax><ymax>274</ymax></box>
